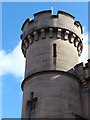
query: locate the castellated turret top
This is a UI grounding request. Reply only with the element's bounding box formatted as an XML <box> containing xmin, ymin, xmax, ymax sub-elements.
<box><xmin>21</xmin><ymin>10</ymin><xmax>83</xmax><ymax>58</ymax></box>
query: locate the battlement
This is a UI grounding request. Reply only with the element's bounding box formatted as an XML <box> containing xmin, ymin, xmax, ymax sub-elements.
<box><xmin>75</xmin><ymin>59</ymin><xmax>90</xmax><ymax>79</ymax></box>
<box><xmin>21</xmin><ymin>10</ymin><xmax>83</xmax><ymax>58</ymax></box>
<box><xmin>74</xmin><ymin>59</ymin><xmax>90</xmax><ymax>88</ymax></box>
<box><xmin>21</xmin><ymin>10</ymin><xmax>83</xmax><ymax>36</ymax></box>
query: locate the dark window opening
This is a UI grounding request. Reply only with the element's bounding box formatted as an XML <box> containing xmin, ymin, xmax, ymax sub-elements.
<box><xmin>53</xmin><ymin>43</ymin><xmax>57</xmax><ymax>57</ymax></box>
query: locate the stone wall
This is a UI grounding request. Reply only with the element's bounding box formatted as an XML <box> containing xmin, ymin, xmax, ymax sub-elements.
<box><xmin>22</xmin><ymin>72</ymin><xmax>82</xmax><ymax>118</ymax></box>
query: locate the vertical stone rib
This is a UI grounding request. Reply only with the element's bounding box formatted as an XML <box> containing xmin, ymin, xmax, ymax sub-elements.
<box><xmin>69</xmin><ymin>33</ymin><xmax>76</xmax><ymax>43</ymax></box>
<box><xmin>64</xmin><ymin>30</ymin><xmax>69</xmax><ymax>40</ymax></box>
<box><xmin>49</xmin><ymin>28</ymin><xmax>53</xmax><ymax>38</ymax></box>
<box><xmin>57</xmin><ymin>28</ymin><xmax>62</xmax><ymax>39</ymax></box>
<box><xmin>41</xmin><ymin>29</ymin><xmax>46</xmax><ymax>39</ymax></box>
<box><xmin>33</xmin><ymin>31</ymin><xmax>39</xmax><ymax>41</ymax></box>
<box><xmin>27</xmin><ymin>34</ymin><xmax>33</xmax><ymax>44</ymax></box>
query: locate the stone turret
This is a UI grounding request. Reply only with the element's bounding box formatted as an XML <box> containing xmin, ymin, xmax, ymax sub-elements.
<box><xmin>21</xmin><ymin>10</ymin><xmax>89</xmax><ymax>119</ymax></box>
<box><xmin>21</xmin><ymin>10</ymin><xmax>83</xmax><ymax>78</ymax></box>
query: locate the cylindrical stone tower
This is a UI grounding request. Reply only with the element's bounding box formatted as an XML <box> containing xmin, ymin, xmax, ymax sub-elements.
<box><xmin>21</xmin><ymin>10</ymin><xmax>83</xmax><ymax>118</ymax></box>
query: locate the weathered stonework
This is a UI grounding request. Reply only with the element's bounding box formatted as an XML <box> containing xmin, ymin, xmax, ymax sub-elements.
<box><xmin>21</xmin><ymin>10</ymin><xmax>89</xmax><ymax>119</ymax></box>
<box><xmin>21</xmin><ymin>10</ymin><xmax>83</xmax><ymax>58</ymax></box>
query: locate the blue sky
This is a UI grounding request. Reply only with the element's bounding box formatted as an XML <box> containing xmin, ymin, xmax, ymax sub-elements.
<box><xmin>0</xmin><ymin>2</ymin><xmax>88</xmax><ymax>118</ymax></box>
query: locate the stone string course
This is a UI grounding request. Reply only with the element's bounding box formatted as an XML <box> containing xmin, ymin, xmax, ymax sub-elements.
<box><xmin>21</xmin><ymin>60</ymin><xmax>90</xmax><ymax>90</ymax></box>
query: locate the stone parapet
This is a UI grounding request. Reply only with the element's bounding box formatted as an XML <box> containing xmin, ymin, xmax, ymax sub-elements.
<box><xmin>21</xmin><ymin>10</ymin><xmax>83</xmax><ymax>58</ymax></box>
<box><xmin>74</xmin><ymin>59</ymin><xmax>90</xmax><ymax>88</ymax></box>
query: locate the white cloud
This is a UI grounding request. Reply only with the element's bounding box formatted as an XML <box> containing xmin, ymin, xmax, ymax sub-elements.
<box><xmin>79</xmin><ymin>28</ymin><xmax>89</xmax><ymax>63</ymax></box>
<box><xmin>0</xmin><ymin>41</ymin><xmax>25</xmax><ymax>78</ymax></box>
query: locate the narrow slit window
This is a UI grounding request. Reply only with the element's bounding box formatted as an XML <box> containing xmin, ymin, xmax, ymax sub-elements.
<box><xmin>53</xmin><ymin>43</ymin><xmax>57</xmax><ymax>57</ymax></box>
